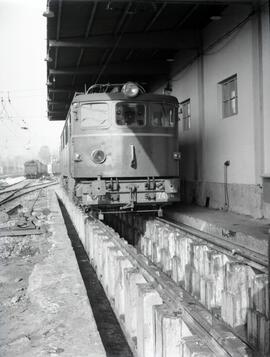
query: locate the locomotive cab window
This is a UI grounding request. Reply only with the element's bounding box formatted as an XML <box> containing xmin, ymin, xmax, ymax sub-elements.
<box><xmin>81</xmin><ymin>103</ymin><xmax>109</xmax><ymax>128</ymax></box>
<box><xmin>150</xmin><ymin>103</ymin><xmax>175</xmax><ymax>127</ymax></box>
<box><xmin>116</xmin><ymin>102</ymin><xmax>145</xmax><ymax>127</ymax></box>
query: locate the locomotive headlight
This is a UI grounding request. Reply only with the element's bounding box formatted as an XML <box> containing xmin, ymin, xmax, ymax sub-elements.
<box><xmin>173</xmin><ymin>152</ymin><xmax>181</xmax><ymax>160</ymax></box>
<box><xmin>122</xmin><ymin>82</ymin><xmax>139</xmax><ymax>97</ymax></box>
<box><xmin>91</xmin><ymin>149</ymin><xmax>106</xmax><ymax>164</ymax></box>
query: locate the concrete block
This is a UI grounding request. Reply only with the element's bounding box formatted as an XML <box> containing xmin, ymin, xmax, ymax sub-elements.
<box><xmin>136</xmin><ymin>283</ymin><xmax>163</xmax><ymax>357</ymax></box>
<box><xmin>87</xmin><ymin>224</ymin><xmax>97</xmax><ymax>261</ymax></box>
<box><xmin>160</xmin><ymin>248</ymin><xmax>167</xmax><ymax>270</ymax></box>
<box><xmin>147</xmin><ymin>237</ymin><xmax>153</xmax><ymax>257</ymax></box>
<box><xmin>91</xmin><ymin>227</ymin><xmax>103</xmax><ymax>267</ymax></box>
<box><xmin>171</xmin><ymin>256</ymin><xmax>182</xmax><ymax>284</ymax></box>
<box><xmin>140</xmin><ymin>236</ymin><xmax>147</xmax><ymax>255</ymax></box>
<box><xmin>84</xmin><ymin>219</ymin><xmax>91</xmax><ymax>256</ymax></box>
<box><xmin>205</xmin><ymin>279</ymin><xmax>215</xmax><ymax>310</ymax></box>
<box><xmin>257</xmin><ymin>314</ymin><xmax>269</xmax><ymax>355</ymax></box>
<box><xmin>153</xmin><ymin>305</ymin><xmax>168</xmax><ymax>357</ymax></box>
<box><xmin>100</xmin><ymin>238</ymin><xmax>115</xmax><ymax>291</ymax></box>
<box><xmin>250</xmin><ymin>309</ymin><xmax>258</xmax><ymax>347</ymax></box>
<box><xmin>181</xmin><ymin>336</ymin><xmax>214</xmax><ymax>357</ymax></box>
<box><xmin>247</xmin><ymin>309</ymin><xmax>270</xmax><ymax>355</ymax></box>
<box><xmin>114</xmin><ymin>256</ymin><xmax>133</xmax><ymax>317</ymax></box>
<box><xmin>224</xmin><ymin>262</ymin><xmax>251</xmax><ymax>294</ymax></box>
<box><xmin>191</xmin><ymin>269</ymin><xmax>200</xmax><ymax>299</ymax></box>
<box><xmin>151</xmin><ymin>242</ymin><xmax>158</xmax><ymax>263</ymax></box>
<box><xmin>200</xmin><ymin>277</ymin><xmax>206</xmax><ymax>306</ymax></box>
<box><xmin>184</xmin><ymin>264</ymin><xmax>192</xmax><ymax>293</ymax></box>
<box><xmin>251</xmin><ymin>274</ymin><xmax>268</xmax><ymax>316</ymax></box>
<box><xmin>193</xmin><ymin>244</ymin><xmax>205</xmax><ymax>274</ymax></box>
<box><xmin>96</xmin><ymin>232</ymin><xmax>107</xmax><ymax>279</ymax></box>
<box><xmin>177</xmin><ymin>237</ymin><xmax>193</xmax><ymax>273</ymax></box>
<box><xmin>124</xmin><ymin>268</ymin><xmax>147</xmax><ymax>340</ymax></box>
<box><xmin>239</xmin><ymin>285</ymin><xmax>249</xmax><ymax>323</ymax></box>
<box><xmin>107</xmin><ymin>246</ymin><xmax>122</xmax><ymax>301</ymax></box>
<box><xmin>154</xmin><ymin>305</ymin><xmax>192</xmax><ymax>357</ymax></box>
<box><xmin>167</xmin><ymin>231</ymin><xmax>176</xmax><ymax>259</ymax></box>
<box><xmin>214</xmin><ymin>271</ymin><xmax>224</xmax><ymax>307</ymax></box>
<box><xmin>223</xmin><ymin>291</ymin><xmax>235</xmax><ymax>327</ymax></box>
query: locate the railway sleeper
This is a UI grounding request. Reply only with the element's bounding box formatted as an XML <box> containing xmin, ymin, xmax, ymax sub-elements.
<box><xmin>57</xmin><ymin>188</ymin><xmax>254</xmax><ymax>357</ymax></box>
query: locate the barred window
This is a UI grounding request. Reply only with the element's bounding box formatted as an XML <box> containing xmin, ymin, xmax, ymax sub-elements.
<box><xmin>220</xmin><ymin>75</ymin><xmax>238</xmax><ymax>118</ymax></box>
<box><xmin>180</xmin><ymin>99</ymin><xmax>191</xmax><ymax>131</ymax></box>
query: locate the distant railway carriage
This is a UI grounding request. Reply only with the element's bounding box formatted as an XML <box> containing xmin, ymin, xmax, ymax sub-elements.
<box><xmin>60</xmin><ymin>82</ymin><xmax>181</xmax><ymax>215</ymax></box>
<box><xmin>52</xmin><ymin>160</ymin><xmax>60</xmax><ymax>176</ymax></box>
<box><xmin>24</xmin><ymin>160</ymin><xmax>47</xmax><ymax>179</ymax></box>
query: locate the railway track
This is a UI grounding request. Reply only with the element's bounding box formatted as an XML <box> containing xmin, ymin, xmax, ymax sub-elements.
<box><xmin>0</xmin><ymin>180</ymin><xmax>57</xmax><ymax>207</ymax></box>
<box><xmin>0</xmin><ymin>178</ymin><xmax>26</xmax><ymax>191</ymax></box>
<box><xmin>58</xmin><ymin>189</ymin><xmax>268</xmax><ymax>357</ymax></box>
<box><xmin>0</xmin><ymin>180</ymin><xmax>58</xmax><ymax>236</ymax></box>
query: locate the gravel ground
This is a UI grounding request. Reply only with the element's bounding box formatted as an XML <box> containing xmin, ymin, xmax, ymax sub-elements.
<box><xmin>0</xmin><ymin>188</ymin><xmax>106</xmax><ymax>357</ymax></box>
<box><xmin>0</xmin><ymin>192</ymin><xmax>51</xmax><ymax>357</ymax></box>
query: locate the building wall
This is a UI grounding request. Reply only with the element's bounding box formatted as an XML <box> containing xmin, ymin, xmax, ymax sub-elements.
<box><xmin>160</xmin><ymin>3</ymin><xmax>270</xmax><ymax>218</ymax></box>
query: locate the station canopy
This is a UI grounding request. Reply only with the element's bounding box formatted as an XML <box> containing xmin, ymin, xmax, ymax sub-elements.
<box><xmin>45</xmin><ymin>0</ymin><xmax>254</xmax><ymax>121</ymax></box>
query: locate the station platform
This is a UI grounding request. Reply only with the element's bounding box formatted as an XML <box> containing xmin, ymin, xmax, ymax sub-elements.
<box><xmin>0</xmin><ymin>187</ymin><xmax>106</xmax><ymax>357</ymax></box>
<box><xmin>165</xmin><ymin>203</ymin><xmax>270</xmax><ymax>257</ymax></box>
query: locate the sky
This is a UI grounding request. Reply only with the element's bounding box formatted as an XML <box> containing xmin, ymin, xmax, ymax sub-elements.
<box><xmin>0</xmin><ymin>0</ymin><xmax>63</xmax><ymax>161</ymax></box>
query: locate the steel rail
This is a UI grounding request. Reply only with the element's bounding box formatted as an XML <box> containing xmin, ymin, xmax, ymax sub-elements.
<box><xmin>157</xmin><ymin>217</ymin><xmax>268</xmax><ymax>273</ymax></box>
<box><xmin>0</xmin><ymin>178</ymin><xmax>26</xmax><ymax>191</ymax></box>
<box><xmin>0</xmin><ymin>180</ymin><xmax>32</xmax><ymax>195</ymax></box>
<box><xmin>0</xmin><ymin>181</ymin><xmax>57</xmax><ymax>207</ymax></box>
<box><xmin>0</xmin><ymin>181</ymin><xmax>33</xmax><ymax>205</ymax></box>
<box><xmin>0</xmin><ymin>179</ymin><xmax>51</xmax><ymax>195</ymax></box>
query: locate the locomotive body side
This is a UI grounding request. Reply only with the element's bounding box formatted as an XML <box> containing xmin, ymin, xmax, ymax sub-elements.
<box><xmin>60</xmin><ymin>90</ymin><xmax>181</xmax><ymax>211</ymax></box>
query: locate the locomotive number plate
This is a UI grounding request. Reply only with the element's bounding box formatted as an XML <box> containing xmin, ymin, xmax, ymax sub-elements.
<box><xmin>156</xmin><ymin>192</ymin><xmax>168</xmax><ymax>201</ymax></box>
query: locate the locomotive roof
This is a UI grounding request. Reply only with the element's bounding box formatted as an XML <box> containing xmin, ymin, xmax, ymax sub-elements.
<box><xmin>24</xmin><ymin>160</ymin><xmax>39</xmax><ymax>164</ymax></box>
<box><xmin>72</xmin><ymin>92</ymin><xmax>178</xmax><ymax>105</ymax></box>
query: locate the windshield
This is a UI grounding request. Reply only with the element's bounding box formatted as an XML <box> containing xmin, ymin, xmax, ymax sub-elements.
<box><xmin>150</xmin><ymin>103</ymin><xmax>175</xmax><ymax>127</ymax></box>
<box><xmin>116</xmin><ymin>103</ymin><xmax>145</xmax><ymax>127</ymax></box>
<box><xmin>81</xmin><ymin>103</ymin><xmax>109</xmax><ymax>128</ymax></box>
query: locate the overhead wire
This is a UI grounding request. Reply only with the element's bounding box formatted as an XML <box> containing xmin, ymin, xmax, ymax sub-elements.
<box><xmin>0</xmin><ymin>94</ymin><xmax>32</xmax><ymax>151</ymax></box>
<box><xmin>94</xmin><ymin>1</ymin><xmax>134</xmax><ymax>84</ymax></box>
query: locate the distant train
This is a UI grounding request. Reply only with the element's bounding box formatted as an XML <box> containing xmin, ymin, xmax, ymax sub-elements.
<box><xmin>24</xmin><ymin>160</ymin><xmax>47</xmax><ymax>179</ymax></box>
<box><xmin>60</xmin><ymin>82</ymin><xmax>181</xmax><ymax>216</ymax></box>
<box><xmin>51</xmin><ymin>160</ymin><xmax>60</xmax><ymax>176</ymax></box>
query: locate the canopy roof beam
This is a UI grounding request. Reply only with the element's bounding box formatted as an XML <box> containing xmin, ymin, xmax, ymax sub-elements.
<box><xmin>50</xmin><ymin>61</ymin><xmax>169</xmax><ymax>76</ymax></box>
<box><xmin>49</xmin><ymin>0</ymin><xmax>253</xmax><ymax>4</ymax></box>
<box><xmin>49</xmin><ymin>31</ymin><xmax>199</xmax><ymax>50</ymax></box>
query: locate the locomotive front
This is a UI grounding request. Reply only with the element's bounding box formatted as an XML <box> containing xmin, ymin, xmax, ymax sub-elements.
<box><xmin>60</xmin><ymin>83</ymin><xmax>181</xmax><ymax>214</ymax></box>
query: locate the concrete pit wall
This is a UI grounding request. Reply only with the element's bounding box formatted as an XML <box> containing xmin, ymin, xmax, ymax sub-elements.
<box><xmin>57</xmin><ymin>189</ymin><xmax>252</xmax><ymax>357</ymax></box>
<box><xmin>140</xmin><ymin>219</ymin><xmax>269</xmax><ymax>356</ymax></box>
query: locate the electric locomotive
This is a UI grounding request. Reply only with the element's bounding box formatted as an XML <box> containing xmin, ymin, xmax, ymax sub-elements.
<box><xmin>60</xmin><ymin>82</ymin><xmax>181</xmax><ymax>215</ymax></box>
